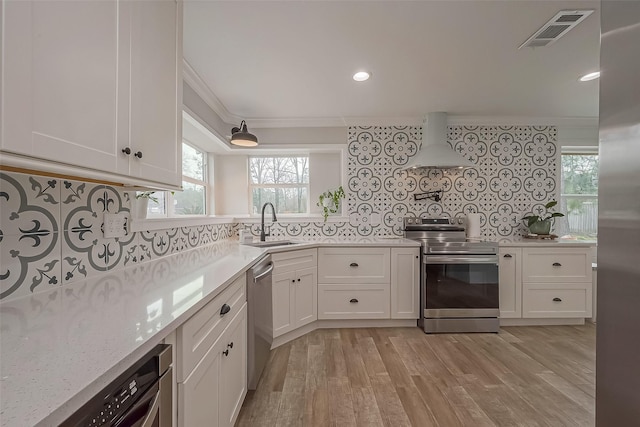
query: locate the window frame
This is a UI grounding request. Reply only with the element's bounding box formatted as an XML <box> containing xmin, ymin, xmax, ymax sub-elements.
<box><xmin>248</xmin><ymin>155</ymin><xmax>311</xmax><ymax>216</ymax></box>
<box><xmin>560</xmin><ymin>147</ymin><xmax>599</xmax><ymax>239</ymax></box>
<box><xmin>174</xmin><ymin>141</ymin><xmax>209</xmax><ymax>216</ymax></box>
<box><xmin>144</xmin><ymin>141</ymin><xmax>210</xmax><ymax>218</ymax></box>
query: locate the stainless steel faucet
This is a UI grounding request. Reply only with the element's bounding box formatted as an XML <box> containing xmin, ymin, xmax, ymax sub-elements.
<box><xmin>260</xmin><ymin>202</ymin><xmax>277</xmax><ymax>241</ymax></box>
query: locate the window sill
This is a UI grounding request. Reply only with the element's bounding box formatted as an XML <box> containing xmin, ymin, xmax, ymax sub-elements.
<box><xmin>130</xmin><ymin>215</ymin><xmax>236</xmax><ymax>232</ymax></box>
<box><xmin>129</xmin><ymin>214</ymin><xmax>349</xmax><ymax>232</ymax></box>
<box><xmin>235</xmin><ymin>215</ymin><xmax>349</xmax><ymax>224</ymax></box>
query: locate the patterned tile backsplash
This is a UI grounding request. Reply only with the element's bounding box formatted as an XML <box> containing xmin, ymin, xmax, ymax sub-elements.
<box><xmin>0</xmin><ymin>171</ymin><xmax>237</xmax><ymax>301</ymax></box>
<box><xmin>0</xmin><ymin>123</ymin><xmax>558</xmax><ymax>301</ymax></box>
<box><xmin>241</xmin><ymin>124</ymin><xmax>559</xmax><ymax>241</ymax></box>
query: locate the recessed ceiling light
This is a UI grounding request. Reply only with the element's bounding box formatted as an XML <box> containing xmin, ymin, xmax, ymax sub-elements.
<box><xmin>580</xmin><ymin>71</ymin><xmax>600</xmax><ymax>82</ymax></box>
<box><xmin>353</xmin><ymin>71</ymin><xmax>370</xmax><ymax>82</ymax></box>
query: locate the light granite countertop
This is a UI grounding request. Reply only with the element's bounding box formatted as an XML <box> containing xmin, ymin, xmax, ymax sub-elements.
<box><xmin>498</xmin><ymin>238</ymin><xmax>597</xmax><ymax>248</ymax></box>
<box><xmin>0</xmin><ymin>237</ymin><xmax>419</xmax><ymax>427</ymax></box>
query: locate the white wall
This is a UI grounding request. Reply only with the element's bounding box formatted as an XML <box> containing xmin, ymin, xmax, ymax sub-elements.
<box><xmin>557</xmin><ymin>120</ymin><xmax>599</xmax><ymax>147</ymax></box>
<box><xmin>309</xmin><ymin>152</ymin><xmax>342</xmax><ymax>215</ymax></box>
<box><xmin>214</xmin><ymin>155</ymin><xmax>249</xmax><ymax>215</ymax></box>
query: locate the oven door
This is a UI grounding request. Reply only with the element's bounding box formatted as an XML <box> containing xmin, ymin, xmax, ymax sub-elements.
<box><xmin>114</xmin><ymin>366</ymin><xmax>172</xmax><ymax>427</ymax></box>
<box><xmin>424</xmin><ymin>254</ymin><xmax>499</xmax><ymax>318</ymax></box>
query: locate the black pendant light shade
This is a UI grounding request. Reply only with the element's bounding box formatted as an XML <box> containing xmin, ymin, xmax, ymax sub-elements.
<box><xmin>230</xmin><ymin>120</ymin><xmax>258</xmax><ymax>147</ymax></box>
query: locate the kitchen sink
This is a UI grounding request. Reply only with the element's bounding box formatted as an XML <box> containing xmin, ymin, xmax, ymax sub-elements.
<box><xmin>244</xmin><ymin>240</ymin><xmax>298</xmax><ymax>248</ymax></box>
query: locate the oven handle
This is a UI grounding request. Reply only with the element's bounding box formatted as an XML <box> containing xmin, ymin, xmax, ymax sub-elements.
<box><xmin>424</xmin><ymin>255</ymin><xmax>499</xmax><ymax>264</ymax></box>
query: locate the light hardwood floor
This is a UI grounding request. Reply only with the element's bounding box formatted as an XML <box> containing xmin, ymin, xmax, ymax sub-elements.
<box><xmin>237</xmin><ymin>325</ymin><xmax>595</xmax><ymax>427</ymax></box>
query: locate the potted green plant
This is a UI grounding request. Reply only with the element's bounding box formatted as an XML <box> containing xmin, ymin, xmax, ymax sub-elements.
<box><xmin>522</xmin><ymin>200</ymin><xmax>565</xmax><ymax>235</ymax></box>
<box><xmin>132</xmin><ymin>191</ymin><xmax>159</xmax><ymax>219</ymax></box>
<box><xmin>317</xmin><ymin>186</ymin><xmax>345</xmax><ymax>222</ymax></box>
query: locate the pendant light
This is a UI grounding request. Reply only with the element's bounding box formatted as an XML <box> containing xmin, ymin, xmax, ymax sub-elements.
<box><xmin>230</xmin><ymin>120</ymin><xmax>258</xmax><ymax>147</ymax></box>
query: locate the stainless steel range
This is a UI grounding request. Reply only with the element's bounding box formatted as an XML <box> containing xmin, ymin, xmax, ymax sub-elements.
<box><xmin>403</xmin><ymin>217</ymin><xmax>500</xmax><ymax>333</ymax></box>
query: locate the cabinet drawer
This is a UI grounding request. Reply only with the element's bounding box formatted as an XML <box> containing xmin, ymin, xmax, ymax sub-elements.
<box><xmin>272</xmin><ymin>248</ymin><xmax>317</xmax><ymax>275</ymax></box>
<box><xmin>318</xmin><ymin>284</ymin><xmax>390</xmax><ymax>319</ymax></box>
<box><xmin>177</xmin><ymin>274</ymin><xmax>246</xmax><ymax>381</ymax></box>
<box><xmin>522</xmin><ymin>248</ymin><xmax>592</xmax><ymax>283</ymax></box>
<box><xmin>318</xmin><ymin>247</ymin><xmax>390</xmax><ymax>284</ymax></box>
<box><xmin>523</xmin><ymin>286</ymin><xmax>592</xmax><ymax>318</ymax></box>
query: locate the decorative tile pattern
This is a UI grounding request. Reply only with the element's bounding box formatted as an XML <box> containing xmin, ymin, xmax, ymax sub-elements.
<box><xmin>61</xmin><ymin>182</ymin><xmax>136</xmax><ymax>282</ymax></box>
<box><xmin>343</xmin><ymin>125</ymin><xmax>559</xmax><ymax>237</ymax></box>
<box><xmin>0</xmin><ymin>171</ymin><xmax>238</xmax><ymax>301</ymax></box>
<box><xmin>1</xmin><ymin>173</ymin><xmax>62</xmax><ymax>300</ymax></box>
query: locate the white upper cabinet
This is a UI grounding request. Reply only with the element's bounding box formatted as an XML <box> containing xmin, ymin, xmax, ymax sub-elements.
<box><xmin>2</xmin><ymin>1</ymin><xmax>120</xmax><ymax>170</ymax></box>
<box><xmin>122</xmin><ymin>0</ymin><xmax>182</xmax><ymax>186</ymax></box>
<box><xmin>1</xmin><ymin>0</ymin><xmax>182</xmax><ymax>189</ymax></box>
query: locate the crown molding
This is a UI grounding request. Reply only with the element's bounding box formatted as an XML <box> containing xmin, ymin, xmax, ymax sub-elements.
<box><xmin>249</xmin><ymin>117</ymin><xmax>348</xmax><ymax>128</ymax></box>
<box><xmin>181</xmin><ymin>64</ymin><xmax>600</xmax><ymax>130</ymax></box>
<box><xmin>183</xmin><ymin>59</ymin><xmax>237</xmax><ymax>125</ymax></box>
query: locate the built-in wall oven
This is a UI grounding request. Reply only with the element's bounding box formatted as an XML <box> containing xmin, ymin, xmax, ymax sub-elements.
<box><xmin>404</xmin><ymin>217</ymin><xmax>500</xmax><ymax>333</ymax></box>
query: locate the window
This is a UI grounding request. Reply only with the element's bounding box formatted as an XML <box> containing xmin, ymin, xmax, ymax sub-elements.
<box><xmin>249</xmin><ymin>156</ymin><xmax>309</xmax><ymax>214</ymax></box>
<box><xmin>144</xmin><ymin>142</ymin><xmax>209</xmax><ymax>217</ymax></box>
<box><xmin>175</xmin><ymin>143</ymin><xmax>207</xmax><ymax>215</ymax></box>
<box><xmin>560</xmin><ymin>151</ymin><xmax>598</xmax><ymax>239</ymax></box>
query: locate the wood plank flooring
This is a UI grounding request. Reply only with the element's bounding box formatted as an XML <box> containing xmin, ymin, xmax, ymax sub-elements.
<box><xmin>237</xmin><ymin>325</ymin><xmax>595</xmax><ymax>427</ymax></box>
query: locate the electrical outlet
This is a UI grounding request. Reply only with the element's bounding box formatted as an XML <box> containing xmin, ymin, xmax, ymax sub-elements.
<box><xmin>103</xmin><ymin>213</ymin><xmax>128</xmax><ymax>238</ymax></box>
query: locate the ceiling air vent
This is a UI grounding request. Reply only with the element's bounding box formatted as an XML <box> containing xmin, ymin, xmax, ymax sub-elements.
<box><xmin>519</xmin><ymin>9</ymin><xmax>594</xmax><ymax>49</ymax></box>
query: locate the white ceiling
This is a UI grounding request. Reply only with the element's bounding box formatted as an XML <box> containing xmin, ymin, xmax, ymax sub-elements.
<box><xmin>183</xmin><ymin>0</ymin><xmax>600</xmax><ymax>128</ymax></box>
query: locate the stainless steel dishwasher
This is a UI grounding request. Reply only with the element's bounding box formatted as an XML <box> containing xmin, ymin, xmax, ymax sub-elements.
<box><xmin>247</xmin><ymin>255</ymin><xmax>274</xmax><ymax>390</ymax></box>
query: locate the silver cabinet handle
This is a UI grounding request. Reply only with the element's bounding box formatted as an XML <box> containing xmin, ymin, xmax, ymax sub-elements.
<box><xmin>140</xmin><ymin>391</ymin><xmax>160</xmax><ymax>427</ymax></box>
<box><xmin>254</xmin><ymin>263</ymin><xmax>274</xmax><ymax>282</ymax></box>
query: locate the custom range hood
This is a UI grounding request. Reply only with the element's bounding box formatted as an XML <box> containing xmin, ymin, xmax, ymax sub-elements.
<box><xmin>403</xmin><ymin>112</ymin><xmax>474</xmax><ymax>170</ymax></box>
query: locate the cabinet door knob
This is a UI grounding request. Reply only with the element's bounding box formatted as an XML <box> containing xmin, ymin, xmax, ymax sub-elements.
<box><xmin>220</xmin><ymin>303</ymin><xmax>231</xmax><ymax>316</ymax></box>
<box><xmin>134</xmin><ymin>151</ymin><xmax>143</xmax><ymax>159</ymax></box>
<box><xmin>121</xmin><ymin>147</ymin><xmax>131</xmax><ymax>155</ymax></box>
<box><xmin>223</xmin><ymin>349</ymin><xmax>229</xmax><ymax>356</ymax></box>
<box><xmin>349</xmin><ymin>298</ymin><xmax>359</xmax><ymax>303</ymax></box>
<box><xmin>292</xmin><ymin>279</ymin><xmax>295</xmax><ymax>283</ymax></box>
<box><xmin>227</xmin><ymin>342</ymin><xmax>234</xmax><ymax>349</ymax></box>
<box><xmin>552</xmin><ymin>262</ymin><xmax>562</xmax><ymax>267</ymax></box>
<box><xmin>553</xmin><ymin>297</ymin><xmax>562</xmax><ymax>302</ymax></box>
<box><xmin>503</xmin><ymin>254</ymin><xmax>512</xmax><ymax>258</ymax></box>
<box><xmin>297</xmin><ymin>278</ymin><xmax>301</xmax><ymax>282</ymax></box>
<box><xmin>350</xmin><ymin>262</ymin><xmax>359</xmax><ymax>267</ymax></box>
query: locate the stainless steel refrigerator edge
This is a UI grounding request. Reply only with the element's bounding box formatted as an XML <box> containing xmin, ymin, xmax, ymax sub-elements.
<box><xmin>597</xmin><ymin>1</ymin><xmax>640</xmax><ymax>425</ymax></box>
<box><xmin>247</xmin><ymin>255</ymin><xmax>274</xmax><ymax>390</ymax></box>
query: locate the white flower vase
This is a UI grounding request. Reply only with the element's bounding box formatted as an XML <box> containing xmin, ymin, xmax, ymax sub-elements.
<box><xmin>133</xmin><ymin>197</ymin><xmax>149</xmax><ymax>219</ymax></box>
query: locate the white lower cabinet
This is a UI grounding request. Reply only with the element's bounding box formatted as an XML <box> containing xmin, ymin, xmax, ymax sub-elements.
<box><xmin>316</xmin><ymin>246</ymin><xmax>420</xmax><ymax>321</ymax></box>
<box><xmin>390</xmin><ymin>247</ymin><xmax>420</xmax><ymax>319</ymax></box>
<box><xmin>318</xmin><ymin>284</ymin><xmax>390</xmax><ymax>319</ymax></box>
<box><xmin>272</xmin><ymin>249</ymin><xmax>318</xmax><ymax>338</ymax></box>
<box><xmin>272</xmin><ymin>253</ymin><xmax>318</xmax><ymax>338</ymax></box>
<box><xmin>218</xmin><ymin>307</ymin><xmax>248</xmax><ymax>427</ymax></box>
<box><xmin>179</xmin><ymin>341</ymin><xmax>221</xmax><ymax>427</ymax></box>
<box><xmin>499</xmin><ymin>248</ymin><xmax>522</xmax><ymax>318</ymax></box>
<box><xmin>178</xmin><ymin>276</ymin><xmax>247</xmax><ymax>427</ymax></box>
<box><xmin>499</xmin><ymin>245</ymin><xmax>594</xmax><ymax>322</ymax></box>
